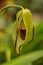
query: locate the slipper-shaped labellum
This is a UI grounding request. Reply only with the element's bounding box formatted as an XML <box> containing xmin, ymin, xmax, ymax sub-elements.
<box><xmin>16</xmin><ymin>9</ymin><xmax>33</xmax><ymax>54</ymax></box>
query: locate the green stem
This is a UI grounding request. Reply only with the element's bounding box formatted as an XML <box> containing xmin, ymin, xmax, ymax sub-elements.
<box><xmin>0</xmin><ymin>5</ymin><xmax>24</xmax><ymax>13</ymax></box>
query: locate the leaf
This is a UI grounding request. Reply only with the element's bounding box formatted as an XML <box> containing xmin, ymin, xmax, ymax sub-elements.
<box><xmin>2</xmin><ymin>50</ymin><xmax>43</xmax><ymax>65</ymax></box>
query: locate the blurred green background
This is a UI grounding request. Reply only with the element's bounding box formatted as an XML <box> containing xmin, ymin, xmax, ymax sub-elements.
<box><xmin>0</xmin><ymin>0</ymin><xmax>43</xmax><ymax>65</ymax></box>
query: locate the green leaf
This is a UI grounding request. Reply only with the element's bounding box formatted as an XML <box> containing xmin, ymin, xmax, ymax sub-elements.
<box><xmin>2</xmin><ymin>50</ymin><xmax>43</xmax><ymax>65</ymax></box>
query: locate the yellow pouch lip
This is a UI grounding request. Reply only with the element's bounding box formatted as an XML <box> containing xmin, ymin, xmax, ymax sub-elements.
<box><xmin>15</xmin><ymin>9</ymin><xmax>33</xmax><ymax>54</ymax></box>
